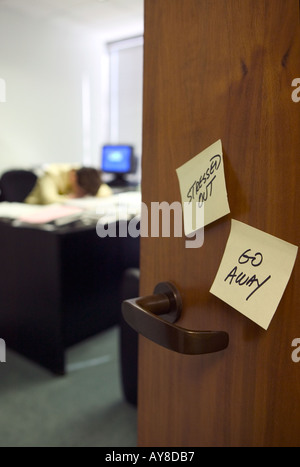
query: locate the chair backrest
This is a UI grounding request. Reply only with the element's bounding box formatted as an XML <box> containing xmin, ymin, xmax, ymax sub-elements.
<box><xmin>0</xmin><ymin>170</ymin><xmax>37</xmax><ymax>202</ymax></box>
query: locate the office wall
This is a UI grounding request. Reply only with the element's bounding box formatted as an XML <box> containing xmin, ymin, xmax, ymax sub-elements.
<box><xmin>0</xmin><ymin>8</ymin><xmax>107</xmax><ymax>173</ymax></box>
<box><xmin>108</xmin><ymin>37</ymin><xmax>144</xmax><ymax>183</ymax></box>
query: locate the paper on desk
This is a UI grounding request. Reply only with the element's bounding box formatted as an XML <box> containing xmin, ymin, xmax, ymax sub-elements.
<box><xmin>0</xmin><ymin>202</ymin><xmax>43</xmax><ymax>219</ymax></box>
<box><xmin>18</xmin><ymin>204</ymin><xmax>83</xmax><ymax>224</ymax></box>
<box><xmin>176</xmin><ymin>139</ymin><xmax>230</xmax><ymax>235</ymax></box>
<box><xmin>65</xmin><ymin>191</ymin><xmax>142</xmax><ymax>219</ymax></box>
<box><xmin>210</xmin><ymin>219</ymin><xmax>298</xmax><ymax>330</ymax></box>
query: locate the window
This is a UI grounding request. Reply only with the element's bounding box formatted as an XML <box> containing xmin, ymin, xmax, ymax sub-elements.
<box><xmin>106</xmin><ymin>35</ymin><xmax>143</xmax><ymax>182</ymax></box>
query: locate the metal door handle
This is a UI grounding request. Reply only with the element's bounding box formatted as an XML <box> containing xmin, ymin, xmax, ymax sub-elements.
<box><xmin>122</xmin><ymin>282</ymin><xmax>229</xmax><ymax>355</ymax></box>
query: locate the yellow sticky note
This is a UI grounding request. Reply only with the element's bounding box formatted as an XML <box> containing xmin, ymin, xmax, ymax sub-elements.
<box><xmin>176</xmin><ymin>139</ymin><xmax>230</xmax><ymax>235</ymax></box>
<box><xmin>210</xmin><ymin>219</ymin><xmax>298</xmax><ymax>330</ymax></box>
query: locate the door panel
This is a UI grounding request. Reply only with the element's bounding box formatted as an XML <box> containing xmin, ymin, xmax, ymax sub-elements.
<box><xmin>139</xmin><ymin>0</ymin><xmax>300</xmax><ymax>446</ymax></box>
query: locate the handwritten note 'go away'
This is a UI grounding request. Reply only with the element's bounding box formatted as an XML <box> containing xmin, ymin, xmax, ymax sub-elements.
<box><xmin>210</xmin><ymin>220</ymin><xmax>298</xmax><ymax>330</ymax></box>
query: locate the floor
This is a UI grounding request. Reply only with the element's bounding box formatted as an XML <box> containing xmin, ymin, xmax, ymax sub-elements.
<box><xmin>0</xmin><ymin>326</ymin><xmax>137</xmax><ymax>447</ymax></box>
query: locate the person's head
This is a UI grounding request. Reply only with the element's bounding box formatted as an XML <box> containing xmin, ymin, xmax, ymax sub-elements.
<box><xmin>70</xmin><ymin>167</ymin><xmax>102</xmax><ymax>198</ymax></box>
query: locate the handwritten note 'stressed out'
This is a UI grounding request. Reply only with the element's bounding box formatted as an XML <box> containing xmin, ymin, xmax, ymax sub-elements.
<box><xmin>176</xmin><ymin>139</ymin><xmax>230</xmax><ymax>235</ymax></box>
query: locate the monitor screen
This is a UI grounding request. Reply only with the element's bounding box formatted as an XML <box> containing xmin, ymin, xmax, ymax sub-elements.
<box><xmin>101</xmin><ymin>145</ymin><xmax>133</xmax><ymax>174</ymax></box>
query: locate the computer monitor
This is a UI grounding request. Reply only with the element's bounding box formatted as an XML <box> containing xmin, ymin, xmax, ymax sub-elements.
<box><xmin>101</xmin><ymin>144</ymin><xmax>135</xmax><ymax>186</ymax></box>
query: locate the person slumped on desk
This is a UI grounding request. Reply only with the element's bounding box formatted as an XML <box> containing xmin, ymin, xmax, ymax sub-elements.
<box><xmin>25</xmin><ymin>164</ymin><xmax>112</xmax><ymax>205</ymax></box>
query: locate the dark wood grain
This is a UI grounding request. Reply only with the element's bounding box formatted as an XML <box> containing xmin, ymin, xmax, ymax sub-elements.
<box><xmin>139</xmin><ymin>0</ymin><xmax>300</xmax><ymax>447</ymax></box>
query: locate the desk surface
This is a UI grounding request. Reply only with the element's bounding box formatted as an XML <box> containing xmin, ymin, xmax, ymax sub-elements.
<box><xmin>0</xmin><ymin>191</ymin><xmax>141</xmax><ymax>235</ymax></box>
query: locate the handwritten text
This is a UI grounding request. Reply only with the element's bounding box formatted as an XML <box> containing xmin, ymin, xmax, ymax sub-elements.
<box><xmin>187</xmin><ymin>154</ymin><xmax>221</xmax><ymax>206</ymax></box>
<box><xmin>224</xmin><ymin>249</ymin><xmax>271</xmax><ymax>301</ymax></box>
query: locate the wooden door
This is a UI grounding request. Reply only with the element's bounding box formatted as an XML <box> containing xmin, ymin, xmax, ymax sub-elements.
<box><xmin>139</xmin><ymin>0</ymin><xmax>300</xmax><ymax>447</ymax></box>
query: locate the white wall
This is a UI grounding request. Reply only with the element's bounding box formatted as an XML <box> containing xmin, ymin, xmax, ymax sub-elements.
<box><xmin>0</xmin><ymin>8</ymin><xmax>106</xmax><ymax>173</ymax></box>
<box><xmin>108</xmin><ymin>37</ymin><xmax>144</xmax><ymax>183</ymax></box>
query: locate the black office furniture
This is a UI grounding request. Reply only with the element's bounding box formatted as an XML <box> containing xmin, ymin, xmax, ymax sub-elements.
<box><xmin>119</xmin><ymin>268</ymin><xmax>140</xmax><ymax>406</ymax></box>
<box><xmin>0</xmin><ymin>170</ymin><xmax>37</xmax><ymax>202</ymax></box>
<box><xmin>0</xmin><ymin>219</ymin><xmax>139</xmax><ymax>375</ymax></box>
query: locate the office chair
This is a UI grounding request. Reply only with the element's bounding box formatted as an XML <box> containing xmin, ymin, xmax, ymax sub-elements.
<box><xmin>0</xmin><ymin>169</ymin><xmax>37</xmax><ymax>202</ymax></box>
<box><xmin>120</xmin><ymin>268</ymin><xmax>139</xmax><ymax>406</ymax></box>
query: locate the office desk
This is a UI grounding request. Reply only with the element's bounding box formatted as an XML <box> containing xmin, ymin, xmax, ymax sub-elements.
<box><xmin>0</xmin><ymin>218</ymin><xmax>139</xmax><ymax>374</ymax></box>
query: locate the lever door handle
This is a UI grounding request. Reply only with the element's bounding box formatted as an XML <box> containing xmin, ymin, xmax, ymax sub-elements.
<box><xmin>122</xmin><ymin>282</ymin><xmax>229</xmax><ymax>355</ymax></box>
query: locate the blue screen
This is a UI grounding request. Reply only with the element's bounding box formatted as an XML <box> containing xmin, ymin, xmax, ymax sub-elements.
<box><xmin>102</xmin><ymin>145</ymin><xmax>133</xmax><ymax>174</ymax></box>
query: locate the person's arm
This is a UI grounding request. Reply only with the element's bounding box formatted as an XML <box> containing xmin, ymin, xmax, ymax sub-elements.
<box><xmin>38</xmin><ymin>174</ymin><xmax>69</xmax><ymax>204</ymax></box>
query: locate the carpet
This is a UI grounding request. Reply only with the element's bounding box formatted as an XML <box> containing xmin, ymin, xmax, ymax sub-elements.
<box><xmin>0</xmin><ymin>326</ymin><xmax>137</xmax><ymax>447</ymax></box>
